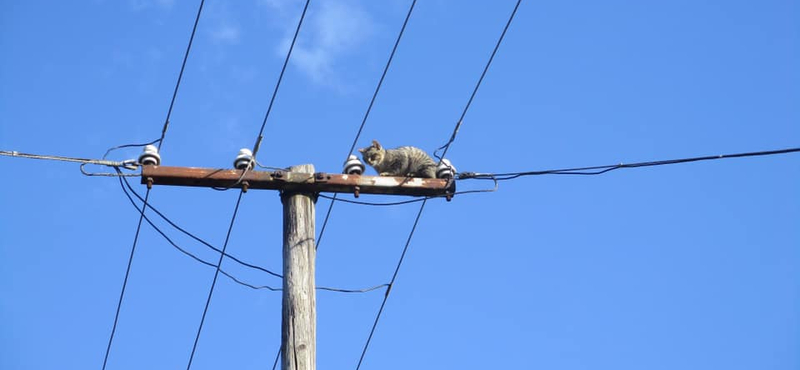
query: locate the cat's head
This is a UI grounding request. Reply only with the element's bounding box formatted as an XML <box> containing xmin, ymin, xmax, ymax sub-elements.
<box><xmin>358</xmin><ymin>140</ymin><xmax>385</xmax><ymax>166</ymax></box>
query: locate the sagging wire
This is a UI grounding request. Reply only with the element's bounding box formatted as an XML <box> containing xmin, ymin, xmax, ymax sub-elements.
<box><xmin>316</xmin><ymin>176</ymin><xmax>498</xmax><ymax>206</ymax></box>
<box><xmin>119</xmin><ymin>174</ymin><xmax>282</xmax><ymax>278</ymax></box>
<box><xmin>433</xmin><ymin>0</ymin><xmax>522</xmax><ymax>165</ymax></box>
<box><xmin>115</xmin><ymin>167</ymin><xmax>390</xmax><ymax>294</ymax></box>
<box><xmin>457</xmin><ymin>147</ymin><xmax>800</xmax><ymax>181</ymax></box>
<box><xmin>313</xmin><ymin>0</ymin><xmax>418</xmax><ymax>256</ymax></box>
<box><xmin>355</xmin><ymin>2</ymin><xmax>522</xmax><ymax>369</ymax></box>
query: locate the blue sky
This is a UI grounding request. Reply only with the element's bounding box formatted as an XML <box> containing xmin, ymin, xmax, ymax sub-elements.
<box><xmin>1</xmin><ymin>0</ymin><xmax>798</xmax><ymax>369</ymax></box>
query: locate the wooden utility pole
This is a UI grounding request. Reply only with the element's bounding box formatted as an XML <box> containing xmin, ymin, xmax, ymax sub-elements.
<box><xmin>281</xmin><ymin>164</ymin><xmax>316</xmax><ymax>370</ymax></box>
<box><xmin>140</xmin><ymin>163</ymin><xmax>454</xmax><ymax>370</ymax></box>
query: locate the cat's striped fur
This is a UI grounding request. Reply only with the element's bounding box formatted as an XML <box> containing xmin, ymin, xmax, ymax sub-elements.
<box><xmin>358</xmin><ymin>140</ymin><xmax>437</xmax><ymax>178</ymax></box>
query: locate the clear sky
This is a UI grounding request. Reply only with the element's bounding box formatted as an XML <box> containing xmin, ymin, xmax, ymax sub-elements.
<box><xmin>1</xmin><ymin>0</ymin><xmax>798</xmax><ymax>369</ymax></box>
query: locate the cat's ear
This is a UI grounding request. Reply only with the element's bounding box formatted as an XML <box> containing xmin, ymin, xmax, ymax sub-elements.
<box><xmin>358</xmin><ymin>147</ymin><xmax>366</xmax><ymax>154</ymax></box>
<box><xmin>372</xmin><ymin>140</ymin><xmax>382</xmax><ymax>150</ymax></box>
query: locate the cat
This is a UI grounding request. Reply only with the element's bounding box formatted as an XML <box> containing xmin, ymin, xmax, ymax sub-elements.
<box><xmin>358</xmin><ymin>140</ymin><xmax>437</xmax><ymax>178</ymax></box>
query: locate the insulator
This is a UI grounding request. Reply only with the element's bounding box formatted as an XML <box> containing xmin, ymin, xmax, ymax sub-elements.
<box><xmin>138</xmin><ymin>144</ymin><xmax>161</xmax><ymax>166</ymax></box>
<box><xmin>436</xmin><ymin>158</ymin><xmax>456</xmax><ymax>179</ymax></box>
<box><xmin>234</xmin><ymin>148</ymin><xmax>254</xmax><ymax>170</ymax></box>
<box><xmin>343</xmin><ymin>154</ymin><xmax>365</xmax><ymax>175</ymax></box>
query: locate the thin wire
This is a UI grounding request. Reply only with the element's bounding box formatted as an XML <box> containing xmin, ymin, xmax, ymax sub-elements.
<box><xmin>356</xmin><ymin>3</ymin><xmax>521</xmax><ymax>367</ymax></box>
<box><xmin>345</xmin><ymin>0</ymin><xmax>417</xmax><ymax>158</ymax></box>
<box><xmin>0</xmin><ymin>150</ymin><xmax>135</xmax><ymax>168</ymax></box>
<box><xmin>271</xmin><ymin>346</ymin><xmax>282</xmax><ymax>370</ymax></box>
<box><xmin>101</xmin><ymin>187</ymin><xmax>151</xmax><ymax>370</ymax></box>
<box><xmin>186</xmin><ymin>191</ymin><xmax>245</xmax><ymax>370</ymax></box>
<box><xmin>317</xmin><ymin>184</ymin><xmax>497</xmax><ymax>206</ymax></box>
<box><xmin>356</xmin><ymin>199</ymin><xmax>427</xmax><ymax>370</ymax></box>
<box><xmin>120</xmin><ymin>174</ymin><xmax>282</xmax><ymax>278</ymax></box>
<box><xmin>158</xmin><ymin>0</ymin><xmax>206</xmax><ymax>150</ymax></box>
<box><xmin>103</xmin><ymin>2</ymin><xmax>205</xmax><ymax>366</ymax></box>
<box><xmin>316</xmin><ymin>0</ymin><xmax>418</xmax><ymax>252</ymax></box>
<box><xmin>251</xmin><ymin>0</ymin><xmax>311</xmax><ymax>161</ymax></box>
<box><xmin>434</xmin><ymin>0</ymin><xmax>522</xmax><ymax>163</ymax></box>
<box><xmin>102</xmin><ymin>139</ymin><xmax>161</xmax><ymax>160</ymax></box>
<box><xmin>458</xmin><ymin>147</ymin><xmax>800</xmax><ymax>180</ymax></box>
<box><xmin>119</xmin><ymin>170</ymin><xmax>386</xmax><ymax>293</ymax></box>
<box><xmin>209</xmin><ymin>4</ymin><xmax>310</xmax><ymax>367</ymax></box>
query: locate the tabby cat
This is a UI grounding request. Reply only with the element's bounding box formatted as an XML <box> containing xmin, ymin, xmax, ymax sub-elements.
<box><xmin>358</xmin><ymin>140</ymin><xmax>437</xmax><ymax>178</ymax></box>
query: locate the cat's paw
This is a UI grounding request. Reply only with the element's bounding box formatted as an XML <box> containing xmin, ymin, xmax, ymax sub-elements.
<box><xmin>379</xmin><ymin>172</ymin><xmax>391</xmax><ymax>176</ymax></box>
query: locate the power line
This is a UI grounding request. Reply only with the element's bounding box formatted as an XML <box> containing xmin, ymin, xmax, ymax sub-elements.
<box><xmin>316</xmin><ymin>0</ymin><xmax>418</xmax><ymax>252</ymax></box>
<box><xmin>102</xmin><ymin>1</ymin><xmax>206</xmax><ymax>368</ymax></box>
<box><xmin>458</xmin><ymin>147</ymin><xmax>800</xmax><ymax>180</ymax></box>
<box><xmin>186</xmin><ymin>190</ymin><xmax>244</xmax><ymax>370</ymax></box>
<box><xmin>434</xmin><ymin>0</ymin><xmax>522</xmax><ymax>164</ymax></box>
<box><xmin>159</xmin><ymin>0</ymin><xmax>206</xmax><ymax>150</ymax></box>
<box><xmin>355</xmin><ymin>2</ymin><xmax>522</xmax><ymax>368</ymax></box>
<box><xmin>120</xmin><ymin>174</ymin><xmax>282</xmax><ymax>278</ymax></box>
<box><xmin>317</xmin><ymin>185</ymin><xmax>498</xmax><ymax>206</ymax></box>
<box><xmin>356</xmin><ymin>199</ymin><xmax>427</xmax><ymax>370</ymax></box>
<box><xmin>193</xmin><ymin>2</ymin><xmax>312</xmax><ymax>368</ymax></box>
<box><xmin>250</xmin><ymin>0</ymin><xmax>311</xmax><ymax>161</ymax></box>
<box><xmin>0</xmin><ymin>150</ymin><xmax>136</xmax><ymax>168</ymax></box>
<box><xmin>101</xmin><ymin>186</ymin><xmax>151</xmax><ymax>370</ymax></box>
<box><xmin>118</xmin><ymin>171</ymin><xmax>387</xmax><ymax>294</ymax></box>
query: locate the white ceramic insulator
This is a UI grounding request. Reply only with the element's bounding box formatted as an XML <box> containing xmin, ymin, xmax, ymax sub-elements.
<box><xmin>344</xmin><ymin>154</ymin><xmax>365</xmax><ymax>175</ymax></box>
<box><xmin>138</xmin><ymin>144</ymin><xmax>161</xmax><ymax>166</ymax></box>
<box><xmin>436</xmin><ymin>158</ymin><xmax>456</xmax><ymax>179</ymax></box>
<box><xmin>234</xmin><ymin>148</ymin><xmax>254</xmax><ymax>170</ymax></box>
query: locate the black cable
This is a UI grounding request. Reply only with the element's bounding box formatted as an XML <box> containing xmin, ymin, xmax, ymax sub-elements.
<box><xmin>102</xmin><ymin>3</ymin><xmax>206</xmax><ymax>366</ymax></box>
<box><xmin>458</xmin><ymin>147</ymin><xmax>800</xmax><ymax>180</ymax></box>
<box><xmin>117</xmin><ymin>171</ymin><xmax>223</xmax><ymax>269</ymax></box>
<box><xmin>102</xmin><ymin>139</ymin><xmax>161</xmax><ymax>160</ymax></box>
<box><xmin>434</xmin><ymin>0</ymin><xmax>522</xmax><ymax>163</ymax></box>
<box><xmin>208</xmin><ymin>4</ymin><xmax>311</xmax><ymax>368</ymax></box>
<box><xmin>317</xmin><ymin>184</ymin><xmax>497</xmax><ymax>206</ymax></box>
<box><xmin>356</xmin><ymin>3</ymin><xmax>521</xmax><ymax>368</ymax></box>
<box><xmin>345</xmin><ymin>0</ymin><xmax>417</xmax><ymax>158</ymax></box>
<box><xmin>186</xmin><ymin>191</ymin><xmax>244</xmax><ymax>370</ymax></box>
<box><xmin>119</xmin><ymin>173</ymin><xmax>282</xmax><ymax>278</ymax></box>
<box><xmin>119</xmin><ymin>170</ymin><xmax>387</xmax><ymax>293</ymax></box>
<box><xmin>122</xmin><ymin>175</ymin><xmax>279</xmax><ymax>276</ymax></box>
<box><xmin>271</xmin><ymin>346</ymin><xmax>282</xmax><ymax>370</ymax></box>
<box><xmin>158</xmin><ymin>0</ymin><xmax>206</xmax><ymax>150</ymax></box>
<box><xmin>101</xmin><ymin>186</ymin><xmax>151</xmax><ymax>370</ymax></box>
<box><xmin>356</xmin><ymin>199</ymin><xmax>427</xmax><ymax>370</ymax></box>
<box><xmin>251</xmin><ymin>0</ymin><xmax>311</xmax><ymax>161</ymax></box>
<box><xmin>316</xmin><ymin>0</ymin><xmax>418</xmax><ymax>252</ymax></box>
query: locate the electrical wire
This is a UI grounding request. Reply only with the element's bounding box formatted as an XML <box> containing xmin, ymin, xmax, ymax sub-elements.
<box><xmin>250</xmin><ymin>0</ymin><xmax>311</xmax><ymax>162</ymax></box>
<box><xmin>102</xmin><ymin>139</ymin><xmax>161</xmax><ymax>160</ymax></box>
<box><xmin>186</xmin><ymin>190</ymin><xmax>245</xmax><ymax>370</ymax></box>
<box><xmin>458</xmin><ymin>147</ymin><xmax>800</xmax><ymax>180</ymax></box>
<box><xmin>316</xmin><ymin>183</ymin><xmax>498</xmax><ymax>206</ymax></box>
<box><xmin>120</xmin><ymin>174</ymin><xmax>282</xmax><ymax>278</ymax></box>
<box><xmin>433</xmin><ymin>0</ymin><xmax>521</xmax><ymax>164</ymax></box>
<box><xmin>0</xmin><ymin>150</ymin><xmax>136</xmax><ymax>168</ymax></box>
<box><xmin>355</xmin><ymin>3</ymin><xmax>521</xmax><ymax>368</ymax></box>
<box><xmin>203</xmin><ymin>3</ymin><xmax>312</xmax><ymax>369</ymax></box>
<box><xmin>117</xmin><ymin>169</ymin><xmax>387</xmax><ymax>294</ymax></box>
<box><xmin>158</xmin><ymin>0</ymin><xmax>206</xmax><ymax>150</ymax></box>
<box><xmin>102</xmin><ymin>2</ymin><xmax>206</xmax><ymax>368</ymax></box>
<box><xmin>101</xmin><ymin>186</ymin><xmax>151</xmax><ymax>370</ymax></box>
<box><xmin>355</xmin><ymin>199</ymin><xmax>427</xmax><ymax>370</ymax></box>
<box><xmin>315</xmin><ymin>0</ymin><xmax>418</xmax><ymax>253</ymax></box>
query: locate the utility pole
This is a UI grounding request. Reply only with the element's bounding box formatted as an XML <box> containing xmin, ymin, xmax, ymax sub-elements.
<box><xmin>281</xmin><ymin>164</ymin><xmax>316</xmax><ymax>370</ymax></box>
<box><xmin>140</xmin><ymin>163</ymin><xmax>454</xmax><ymax>370</ymax></box>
